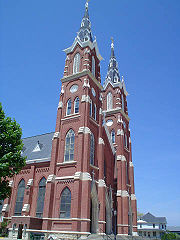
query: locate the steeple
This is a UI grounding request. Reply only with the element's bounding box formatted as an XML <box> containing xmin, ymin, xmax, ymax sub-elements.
<box><xmin>104</xmin><ymin>38</ymin><xmax>121</xmax><ymax>87</ymax></box>
<box><xmin>77</xmin><ymin>0</ymin><xmax>93</xmax><ymax>43</ymax></box>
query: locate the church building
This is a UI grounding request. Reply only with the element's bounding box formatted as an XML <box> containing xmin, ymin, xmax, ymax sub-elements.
<box><xmin>1</xmin><ymin>2</ymin><xmax>137</xmax><ymax>239</ymax></box>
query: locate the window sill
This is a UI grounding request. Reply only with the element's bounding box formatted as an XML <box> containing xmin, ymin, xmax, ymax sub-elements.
<box><xmin>57</xmin><ymin>161</ymin><xmax>77</xmax><ymax>166</ymax></box>
<box><xmin>61</xmin><ymin>114</ymin><xmax>80</xmax><ymax>121</ymax></box>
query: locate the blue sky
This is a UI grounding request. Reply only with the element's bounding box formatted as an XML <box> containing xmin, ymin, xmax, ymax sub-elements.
<box><xmin>1</xmin><ymin>0</ymin><xmax>180</xmax><ymax>226</ymax></box>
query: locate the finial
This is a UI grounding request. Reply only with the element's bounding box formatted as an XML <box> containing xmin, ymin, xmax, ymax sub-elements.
<box><xmin>111</xmin><ymin>37</ymin><xmax>114</xmax><ymax>49</ymax></box>
<box><xmin>85</xmin><ymin>0</ymin><xmax>90</xmax><ymax>10</ymax></box>
<box><xmin>122</xmin><ymin>76</ymin><xmax>124</xmax><ymax>82</ymax></box>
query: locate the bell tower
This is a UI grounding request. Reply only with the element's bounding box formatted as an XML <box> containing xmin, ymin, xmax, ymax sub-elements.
<box><xmin>102</xmin><ymin>39</ymin><xmax>137</xmax><ymax>236</ymax></box>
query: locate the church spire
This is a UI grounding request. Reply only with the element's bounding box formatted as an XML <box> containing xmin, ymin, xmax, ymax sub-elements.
<box><xmin>77</xmin><ymin>0</ymin><xmax>93</xmax><ymax>43</ymax></box>
<box><xmin>104</xmin><ymin>38</ymin><xmax>121</xmax><ymax>87</ymax></box>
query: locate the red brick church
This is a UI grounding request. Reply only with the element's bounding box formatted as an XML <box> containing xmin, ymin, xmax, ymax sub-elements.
<box><xmin>1</xmin><ymin>2</ymin><xmax>137</xmax><ymax>239</ymax></box>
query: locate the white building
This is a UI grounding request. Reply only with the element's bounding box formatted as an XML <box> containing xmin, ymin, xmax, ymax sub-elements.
<box><xmin>137</xmin><ymin>212</ymin><xmax>167</xmax><ymax>238</ymax></box>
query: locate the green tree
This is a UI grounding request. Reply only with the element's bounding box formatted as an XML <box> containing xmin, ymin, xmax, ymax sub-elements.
<box><xmin>0</xmin><ymin>103</ymin><xmax>26</xmax><ymax>200</ymax></box>
<box><xmin>161</xmin><ymin>232</ymin><xmax>180</xmax><ymax>240</ymax></box>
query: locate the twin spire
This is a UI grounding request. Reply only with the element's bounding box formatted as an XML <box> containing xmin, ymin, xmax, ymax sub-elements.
<box><xmin>77</xmin><ymin>1</ymin><xmax>122</xmax><ymax>87</ymax></box>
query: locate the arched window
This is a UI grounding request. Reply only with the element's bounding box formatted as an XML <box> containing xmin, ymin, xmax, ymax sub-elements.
<box><xmin>74</xmin><ymin>97</ymin><xmax>79</xmax><ymax>114</ymax></box>
<box><xmin>60</xmin><ymin>187</ymin><xmax>71</xmax><ymax>218</ymax></box>
<box><xmin>66</xmin><ymin>99</ymin><xmax>71</xmax><ymax>115</ymax></box>
<box><xmin>111</xmin><ymin>130</ymin><xmax>115</xmax><ymax>144</ymax></box>
<box><xmin>64</xmin><ymin>129</ymin><xmax>75</xmax><ymax>162</ymax></box>
<box><xmin>36</xmin><ymin>177</ymin><xmax>46</xmax><ymax>218</ymax></box>
<box><xmin>14</xmin><ymin>179</ymin><xmax>25</xmax><ymax>216</ymax></box>
<box><xmin>122</xmin><ymin>94</ymin><xmax>124</xmax><ymax>112</ymax></box>
<box><xmin>89</xmin><ymin>100</ymin><xmax>93</xmax><ymax>117</ymax></box>
<box><xmin>94</xmin><ymin>103</ymin><xmax>96</xmax><ymax>121</ymax></box>
<box><xmin>90</xmin><ymin>133</ymin><xmax>95</xmax><ymax>165</ymax></box>
<box><xmin>92</xmin><ymin>56</ymin><xmax>95</xmax><ymax>77</ymax></box>
<box><xmin>73</xmin><ymin>53</ymin><xmax>80</xmax><ymax>74</ymax></box>
<box><xmin>107</xmin><ymin>92</ymin><xmax>113</xmax><ymax>110</ymax></box>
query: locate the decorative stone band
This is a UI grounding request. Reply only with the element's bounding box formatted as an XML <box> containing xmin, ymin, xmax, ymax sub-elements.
<box><xmin>117</xmin><ymin>190</ymin><xmax>129</xmax><ymax>197</ymax></box>
<box><xmin>74</xmin><ymin>172</ymin><xmax>92</xmax><ymax>181</ymax></box>
<box><xmin>99</xmin><ymin>108</ymin><xmax>102</xmax><ymax>115</ymax></box>
<box><xmin>78</xmin><ymin>127</ymin><xmax>91</xmax><ymax>134</ymax></box>
<box><xmin>131</xmin><ymin>194</ymin><xmax>136</xmax><ymax>200</ymax></box>
<box><xmin>22</xmin><ymin>204</ymin><xmax>30</xmax><ymax>212</ymax></box>
<box><xmin>98</xmin><ymin>179</ymin><xmax>106</xmax><ymax>187</ymax></box>
<box><xmin>8</xmin><ymin>180</ymin><xmax>13</xmax><ymax>187</ymax></box>
<box><xmin>81</xmin><ymin>95</ymin><xmax>91</xmax><ymax>103</ymax></box>
<box><xmin>58</xmin><ymin>101</ymin><xmax>63</xmax><ymax>109</ymax></box>
<box><xmin>2</xmin><ymin>204</ymin><xmax>9</xmax><ymax>212</ymax></box>
<box><xmin>27</xmin><ymin>179</ymin><xmax>33</xmax><ymax>187</ymax></box>
<box><xmin>117</xmin><ymin>129</ymin><xmax>124</xmax><ymax>136</ymax></box>
<box><xmin>98</xmin><ymin>138</ymin><xmax>105</xmax><ymax>145</ymax></box>
<box><xmin>117</xmin><ymin>155</ymin><xmax>126</xmax><ymax>161</ymax></box>
<box><xmin>47</xmin><ymin>174</ymin><xmax>56</xmax><ymax>183</ymax></box>
<box><xmin>129</xmin><ymin>161</ymin><xmax>134</xmax><ymax>167</ymax></box>
<box><xmin>52</xmin><ymin>132</ymin><xmax>60</xmax><ymax>140</ymax></box>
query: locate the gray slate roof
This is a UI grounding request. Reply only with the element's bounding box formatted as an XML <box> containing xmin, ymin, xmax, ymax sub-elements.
<box><xmin>142</xmin><ymin>212</ymin><xmax>167</xmax><ymax>224</ymax></box>
<box><xmin>22</xmin><ymin>132</ymin><xmax>54</xmax><ymax>162</ymax></box>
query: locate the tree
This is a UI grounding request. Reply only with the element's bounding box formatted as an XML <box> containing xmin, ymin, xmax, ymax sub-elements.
<box><xmin>161</xmin><ymin>232</ymin><xmax>180</xmax><ymax>240</ymax></box>
<box><xmin>0</xmin><ymin>103</ymin><xmax>26</xmax><ymax>200</ymax></box>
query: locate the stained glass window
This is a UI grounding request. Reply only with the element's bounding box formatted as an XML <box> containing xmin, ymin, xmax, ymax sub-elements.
<box><xmin>64</xmin><ymin>129</ymin><xmax>75</xmax><ymax>162</ymax></box>
<box><xmin>107</xmin><ymin>92</ymin><xmax>113</xmax><ymax>110</ymax></box>
<box><xmin>36</xmin><ymin>177</ymin><xmax>46</xmax><ymax>218</ymax></box>
<box><xmin>14</xmin><ymin>179</ymin><xmax>25</xmax><ymax>216</ymax></box>
<box><xmin>66</xmin><ymin>99</ymin><xmax>72</xmax><ymax>115</ymax></box>
<box><xmin>94</xmin><ymin>104</ymin><xmax>96</xmax><ymax>120</ymax></box>
<box><xmin>60</xmin><ymin>188</ymin><xmax>71</xmax><ymax>218</ymax></box>
<box><xmin>111</xmin><ymin>130</ymin><xmax>115</xmax><ymax>143</ymax></box>
<box><xmin>74</xmin><ymin>97</ymin><xmax>79</xmax><ymax>114</ymax></box>
<box><xmin>90</xmin><ymin>133</ymin><xmax>95</xmax><ymax>165</ymax></box>
<box><xmin>92</xmin><ymin>56</ymin><xmax>95</xmax><ymax>77</ymax></box>
<box><xmin>73</xmin><ymin>53</ymin><xmax>80</xmax><ymax>74</ymax></box>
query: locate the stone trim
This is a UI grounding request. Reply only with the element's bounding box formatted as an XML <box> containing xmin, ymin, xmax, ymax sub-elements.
<box><xmin>22</xmin><ymin>204</ymin><xmax>30</xmax><ymax>212</ymax></box>
<box><xmin>61</xmin><ymin>114</ymin><xmax>80</xmax><ymax>121</ymax></box>
<box><xmin>129</xmin><ymin>161</ymin><xmax>134</xmax><ymax>167</ymax></box>
<box><xmin>57</xmin><ymin>161</ymin><xmax>77</xmax><ymax>166</ymax></box>
<box><xmin>117</xmin><ymin>190</ymin><xmax>129</xmax><ymax>197</ymax></box>
<box><xmin>117</xmin><ymin>129</ymin><xmax>124</xmax><ymax>136</ymax></box>
<box><xmin>98</xmin><ymin>220</ymin><xmax>106</xmax><ymax>224</ymax></box>
<box><xmin>8</xmin><ymin>180</ymin><xmax>13</xmax><ymax>187</ymax></box>
<box><xmin>26</xmin><ymin>157</ymin><xmax>50</xmax><ymax>164</ymax></box>
<box><xmin>90</xmin><ymin>164</ymin><xmax>99</xmax><ymax>170</ymax></box>
<box><xmin>78</xmin><ymin>127</ymin><xmax>91</xmax><ymax>134</ymax></box>
<box><xmin>47</xmin><ymin>174</ymin><xmax>56</xmax><ymax>183</ymax></box>
<box><xmin>131</xmin><ymin>194</ymin><xmax>136</xmax><ymax>200</ymax></box>
<box><xmin>52</xmin><ymin>132</ymin><xmax>60</xmax><ymax>139</ymax></box>
<box><xmin>27</xmin><ymin>179</ymin><xmax>33</xmax><ymax>187</ymax></box>
<box><xmin>81</xmin><ymin>95</ymin><xmax>91</xmax><ymax>103</ymax></box>
<box><xmin>117</xmin><ymin>155</ymin><xmax>126</xmax><ymax>161</ymax></box>
<box><xmin>2</xmin><ymin>204</ymin><xmax>9</xmax><ymax>212</ymax></box>
<box><xmin>74</xmin><ymin>172</ymin><xmax>92</xmax><ymax>181</ymax></box>
<box><xmin>98</xmin><ymin>179</ymin><xmax>106</xmax><ymax>187</ymax></box>
<box><xmin>58</xmin><ymin>101</ymin><xmax>63</xmax><ymax>109</ymax></box>
<box><xmin>98</xmin><ymin>137</ymin><xmax>105</xmax><ymax>145</ymax></box>
<box><xmin>103</xmin><ymin>108</ymin><xmax>130</xmax><ymax>121</ymax></box>
<box><xmin>61</xmin><ymin>69</ymin><xmax>103</xmax><ymax>90</ymax></box>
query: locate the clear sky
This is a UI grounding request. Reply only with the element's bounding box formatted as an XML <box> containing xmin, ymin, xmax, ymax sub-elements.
<box><xmin>1</xmin><ymin>0</ymin><xmax>180</xmax><ymax>226</ymax></box>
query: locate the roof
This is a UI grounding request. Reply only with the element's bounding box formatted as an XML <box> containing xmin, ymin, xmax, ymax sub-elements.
<box><xmin>22</xmin><ymin>132</ymin><xmax>54</xmax><ymax>163</ymax></box>
<box><xmin>141</xmin><ymin>212</ymin><xmax>167</xmax><ymax>224</ymax></box>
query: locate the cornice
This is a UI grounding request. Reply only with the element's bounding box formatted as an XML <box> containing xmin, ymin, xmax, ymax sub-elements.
<box><xmin>103</xmin><ymin>107</ymin><xmax>130</xmax><ymax>121</ymax></box>
<box><xmin>61</xmin><ymin>69</ymin><xmax>103</xmax><ymax>90</ymax></box>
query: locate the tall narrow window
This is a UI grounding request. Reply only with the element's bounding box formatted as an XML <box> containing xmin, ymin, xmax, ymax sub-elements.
<box><xmin>60</xmin><ymin>187</ymin><xmax>71</xmax><ymax>218</ymax></box>
<box><xmin>14</xmin><ymin>179</ymin><xmax>25</xmax><ymax>216</ymax></box>
<box><xmin>111</xmin><ymin>130</ymin><xmax>115</xmax><ymax>143</ymax></box>
<box><xmin>64</xmin><ymin>129</ymin><xmax>75</xmax><ymax>162</ymax></box>
<box><xmin>94</xmin><ymin>103</ymin><xmax>96</xmax><ymax>121</ymax></box>
<box><xmin>107</xmin><ymin>92</ymin><xmax>113</xmax><ymax>110</ymax></box>
<box><xmin>89</xmin><ymin>100</ymin><xmax>93</xmax><ymax>117</ymax></box>
<box><xmin>124</xmin><ymin>134</ymin><xmax>128</xmax><ymax>148</ymax></box>
<box><xmin>122</xmin><ymin>94</ymin><xmax>124</xmax><ymax>112</ymax></box>
<box><xmin>36</xmin><ymin>177</ymin><xmax>46</xmax><ymax>218</ymax></box>
<box><xmin>66</xmin><ymin>99</ymin><xmax>71</xmax><ymax>115</ymax></box>
<box><xmin>92</xmin><ymin>56</ymin><xmax>95</xmax><ymax>77</ymax></box>
<box><xmin>74</xmin><ymin>97</ymin><xmax>79</xmax><ymax>114</ymax></box>
<box><xmin>90</xmin><ymin>133</ymin><xmax>95</xmax><ymax>165</ymax></box>
<box><xmin>73</xmin><ymin>53</ymin><xmax>80</xmax><ymax>74</ymax></box>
